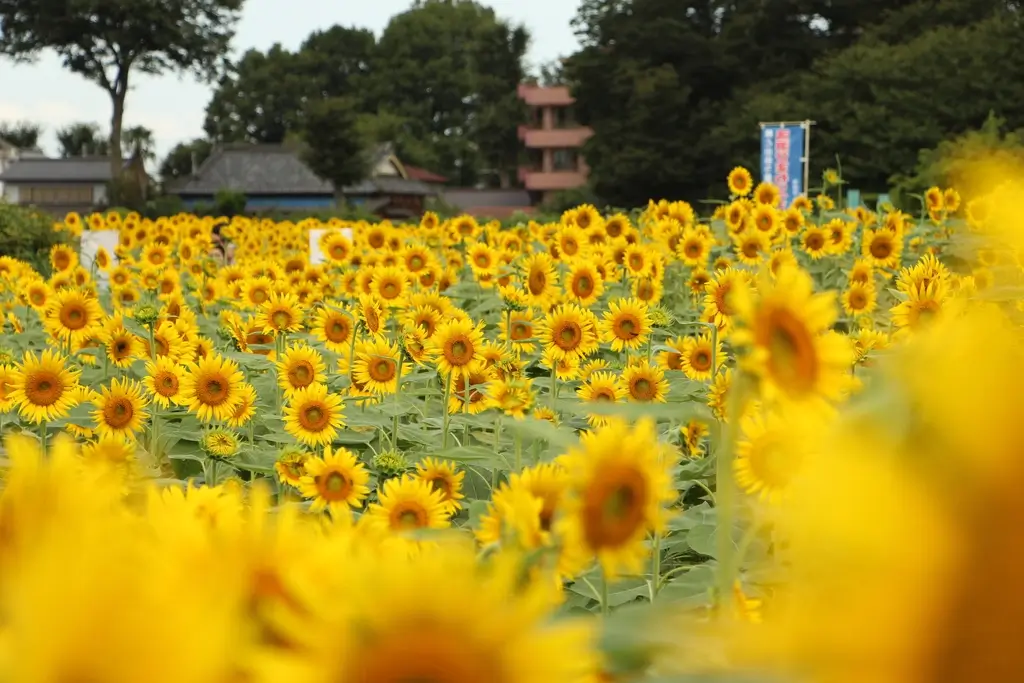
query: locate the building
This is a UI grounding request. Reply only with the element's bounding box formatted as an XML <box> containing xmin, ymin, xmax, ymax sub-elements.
<box><xmin>516</xmin><ymin>84</ymin><xmax>593</xmax><ymax>203</ymax></box>
<box><xmin>171</xmin><ymin>142</ymin><xmax>437</xmax><ymax>219</ymax></box>
<box><xmin>440</xmin><ymin>188</ymin><xmax>534</xmax><ymax>220</ymax></box>
<box><xmin>0</xmin><ymin>155</ymin><xmax>144</xmax><ymax>215</ymax></box>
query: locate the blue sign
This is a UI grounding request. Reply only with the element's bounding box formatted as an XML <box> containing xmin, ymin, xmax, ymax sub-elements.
<box><xmin>759</xmin><ymin>123</ymin><xmax>806</xmax><ymax>209</ymax></box>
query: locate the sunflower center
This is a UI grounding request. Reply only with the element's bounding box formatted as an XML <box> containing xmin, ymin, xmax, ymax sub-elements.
<box><xmin>330</xmin><ymin>245</ymin><xmax>346</xmax><ymax>259</ymax></box>
<box><xmin>200</xmin><ymin>378</ymin><xmax>228</xmax><ymax>405</ymax></box>
<box><xmin>381</xmin><ymin>281</ymin><xmax>399</xmax><ymax>299</ymax></box>
<box><xmin>511</xmin><ymin>322</ymin><xmax>531</xmax><ymax>341</ymax></box>
<box><xmin>326</xmin><ymin>318</ymin><xmax>350</xmax><ymax>343</ymax></box>
<box><xmin>628</xmin><ymin>253</ymin><xmax>644</xmax><ymax>270</ymax></box>
<box><xmin>630</xmin><ymin>377</ymin><xmax>655</xmax><ymax>401</ymax></box>
<box><xmin>320</xmin><ymin>471</ymin><xmax>352</xmax><ymax>500</ymax></box>
<box><xmin>428</xmin><ymin>477</ymin><xmax>451</xmax><ymax>497</ymax></box>
<box><xmin>528</xmin><ymin>269</ymin><xmax>547</xmax><ymax>296</ymax></box>
<box><xmin>300</xmin><ymin>404</ymin><xmax>330</xmax><ymax>431</ymax></box>
<box><xmin>554</xmin><ymin>322</ymin><xmax>582</xmax><ymax>350</ymax></box>
<box><xmin>370</xmin><ymin>358</ymin><xmax>396</xmax><ymax>383</ymax></box>
<box><xmin>715</xmin><ymin>283</ymin><xmax>735</xmax><ymax>316</ymax></box>
<box><xmin>289</xmin><ymin>362</ymin><xmax>314</xmax><ymax>388</ymax></box>
<box><xmin>392</xmin><ymin>503</ymin><xmax>428</xmax><ymax>530</ymax></box>
<box><xmin>806</xmin><ymin>233</ymin><xmax>825</xmax><ymax>251</ymax></box>
<box><xmin>665</xmin><ymin>352</ymin><xmax>682</xmax><ymax>370</ymax></box>
<box><xmin>636</xmin><ymin>279</ymin><xmax>654</xmax><ymax>301</ymax></box>
<box><xmin>446</xmin><ymin>338</ymin><xmax>472</xmax><ymax>365</ymax></box>
<box><xmin>573</xmin><ymin>274</ymin><xmax>593</xmax><ymax>296</ymax></box>
<box><xmin>271</xmin><ymin>310</ymin><xmax>292</xmax><ymax>330</ymax></box>
<box><xmin>26</xmin><ymin>373</ymin><xmax>62</xmax><ymax>406</ymax></box>
<box><xmin>582</xmin><ymin>464</ymin><xmax>648</xmax><ymax>549</ymax></box>
<box><xmin>158</xmin><ymin>374</ymin><xmax>178</xmax><ymax>396</ymax></box>
<box><xmin>684</xmin><ymin>241</ymin><xmax>701</xmax><ymax>258</ymax></box>
<box><xmin>762</xmin><ymin>307</ymin><xmax>818</xmax><ymax>396</ymax></box>
<box><xmin>562</xmin><ymin>238</ymin><xmax>579</xmax><ymax>255</ymax></box>
<box><xmin>593</xmin><ymin>389</ymin><xmax>615</xmax><ymax>402</ymax></box>
<box><xmin>409</xmin><ymin>255</ymin><xmax>425</xmax><ymax>270</ymax></box>
<box><xmin>743</xmin><ymin>241</ymin><xmax>760</xmax><ymax>258</ymax></box>
<box><xmin>870</xmin><ymin>237</ymin><xmax>893</xmax><ymax>259</ymax></box>
<box><xmin>691</xmin><ymin>349</ymin><xmax>712</xmax><ymax>371</ymax></box>
<box><xmin>252</xmin><ymin>289</ymin><xmax>269</xmax><ymax>305</ymax></box>
<box><xmin>102</xmin><ymin>397</ymin><xmax>134</xmax><ymax>429</ymax></box>
<box><xmin>615</xmin><ymin>316</ymin><xmax>638</xmax><ymax>339</ymax></box>
<box><xmin>113</xmin><ymin>339</ymin><xmax>130</xmax><ymax>358</ymax></box>
<box><xmin>850</xmin><ymin>291</ymin><xmax>867</xmax><ymax>309</ymax></box>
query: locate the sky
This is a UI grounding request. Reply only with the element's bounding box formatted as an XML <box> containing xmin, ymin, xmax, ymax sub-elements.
<box><xmin>0</xmin><ymin>0</ymin><xmax>580</xmax><ymax>163</ymax></box>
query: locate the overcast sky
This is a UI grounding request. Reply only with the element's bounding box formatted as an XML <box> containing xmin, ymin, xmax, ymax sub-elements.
<box><xmin>0</xmin><ymin>0</ymin><xmax>579</xmax><ymax>162</ymax></box>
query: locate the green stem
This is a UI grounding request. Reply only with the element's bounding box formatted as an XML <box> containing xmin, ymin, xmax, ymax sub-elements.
<box><xmin>549</xmin><ymin>363</ymin><xmax>557</xmax><ymax>412</ymax></box>
<box><xmin>39</xmin><ymin>420</ymin><xmax>47</xmax><ymax>454</ymax></box>
<box><xmin>391</xmin><ymin>351</ymin><xmax>405</xmax><ymax>450</ymax></box>
<box><xmin>650</xmin><ymin>532</ymin><xmax>662</xmax><ymax>601</ymax></box>
<box><xmin>147</xmin><ymin>322</ymin><xmax>156</xmax><ymax>362</ymax></box>
<box><xmin>441</xmin><ymin>372</ymin><xmax>453</xmax><ymax>449</ymax></box>
<box><xmin>600</xmin><ymin>566</ymin><xmax>611</xmax><ymax>617</ymax></box>
<box><xmin>715</xmin><ymin>371</ymin><xmax>750</xmax><ymax>619</ymax></box>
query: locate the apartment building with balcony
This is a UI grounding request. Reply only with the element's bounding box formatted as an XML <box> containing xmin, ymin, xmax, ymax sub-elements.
<box><xmin>516</xmin><ymin>84</ymin><xmax>593</xmax><ymax>203</ymax></box>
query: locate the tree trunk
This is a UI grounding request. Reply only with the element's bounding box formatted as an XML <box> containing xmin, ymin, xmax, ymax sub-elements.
<box><xmin>109</xmin><ymin>67</ymin><xmax>130</xmax><ymax>183</ymax></box>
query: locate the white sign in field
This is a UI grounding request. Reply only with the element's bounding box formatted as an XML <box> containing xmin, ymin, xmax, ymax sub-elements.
<box><xmin>308</xmin><ymin>227</ymin><xmax>354</xmax><ymax>265</ymax></box>
<box><xmin>79</xmin><ymin>230</ymin><xmax>119</xmax><ymax>287</ymax></box>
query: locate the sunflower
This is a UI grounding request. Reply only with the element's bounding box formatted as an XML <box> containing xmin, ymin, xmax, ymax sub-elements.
<box><xmin>142</xmin><ymin>357</ymin><xmax>186</xmax><ymax>408</ymax></box>
<box><xmin>943</xmin><ymin>187</ymin><xmax>961</xmax><ymax>213</ymax></box>
<box><xmin>800</xmin><ymin>224</ymin><xmax>830</xmax><ymax>259</ymax></box>
<box><xmin>284</xmin><ymin>382</ymin><xmax>345</xmax><ymax>446</ymax></box>
<box><xmin>100</xmin><ymin>318</ymin><xmax>142</xmax><ymax>368</ymax></box>
<box><xmin>371</xmin><ymin>265</ymin><xmax>411</xmax><ymax>308</ymax></box>
<box><xmin>50</xmin><ymin>244</ymin><xmax>78</xmax><ymax>272</ymax></box>
<box><xmin>681</xmin><ymin>332</ymin><xmax>722</xmax><ymax>382</ymax></box>
<box><xmin>688</xmin><ymin>269</ymin><xmax>712</xmax><ymax>297</ymax></box>
<box><xmin>681</xmin><ymin>419</ymin><xmax>710</xmax><ymax>458</ymax></box>
<box><xmin>276</xmin><ymin>343</ymin><xmax>327</xmax><ymax>397</ymax></box>
<box><xmin>890</xmin><ymin>279</ymin><xmax>952</xmax><ymax>333</ymax></box>
<box><xmin>428</xmin><ymin>317</ymin><xmax>485</xmax><ymax>379</ymax></box>
<box><xmin>753</xmin><ymin>182</ymin><xmax>780</xmax><ymax>207</ymax></box>
<box><xmin>848</xmin><ymin>258</ymin><xmax>874</xmax><ymax>286</ymax></box>
<box><xmin>620</xmin><ymin>362</ymin><xmax>669</xmax><ymax>403</ymax></box>
<box><xmin>558</xmin><ymin>418</ymin><xmax>677</xmax><ymax>579</ymax></box>
<box><xmin>225</xmin><ymin>383</ymin><xmax>257</xmax><ymax>428</ymax></box>
<box><xmin>180</xmin><ymin>353</ymin><xmax>245</xmax><ymax>422</ymax></box>
<box><xmin>622</xmin><ymin>244</ymin><xmax>654</xmax><ymax>278</ymax></box>
<box><xmin>578</xmin><ymin>371</ymin><xmax>626</xmax><ymax>428</ymax></box>
<box><xmin>702</xmin><ymin>268</ymin><xmax>753</xmax><ymax>332</ymax></box>
<box><xmin>675</xmin><ymin>227</ymin><xmax>712</xmax><ymax>267</ymax></box>
<box><xmin>365</xmin><ymin>473</ymin><xmax>451</xmax><ymax>535</ymax></box>
<box><xmin>924</xmin><ymin>186</ymin><xmax>944</xmax><ymax>212</ymax></box>
<box><xmin>298</xmin><ymin>446</ymin><xmax>370</xmax><ymax>518</ymax></box>
<box><xmin>728</xmin><ymin>167</ymin><xmax>753</xmax><ymax>196</ymax></box>
<box><xmin>448</xmin><ymin>368</ymin><xmax>495</xmax><ymax>415</ymax></box>
<box><xmin>841</xmin><ymin>282</ymin><xmax>877</xmax><ymax>316</ymax></box>
<box><xmin>601</xmin><ymin>297</ymin><xmax>651</xmax><ymax>352</ymax></box>
<box><xmin>22</xmin><ymin>279</ymin><xmax>52</xmax><ymax>311</ymax></box>
<box><xmin>311</xmin><ymin>306</ymin><xmax>354</xmax><ymax>354</ymax></box>
<box><xmin>825</xmin><ymin>218</ymin><xmax>854</xmax><ymax>255</ymax></box>
<box><xmin>564</xmin><ymin>260</ymin><xmax>604</xmax><ymax>307</ymax></box>
<box><xmin>735</xmin><ymin>228</ymin><xmax>770</xmax><ymax>266</ymax></box>
<box><xmin>273</xmin><ymin>446</ymin><xmax>309</xmax><ymax>489</ymax></box>
<box><xmin>9</xmin><ymin>349</ymin><xmax>80</xmax><ymax>423</ymax></box>
<box><xmin>44</xmin><ymin>288</ymin><xmax>102</xmax><ymax>348</ymax></box>
<box><xmin>497</xmin><ymin>309</ymin><xmax>535</xmax><ymax>355</ymax></box>
<box><xmin>415</xmin><ymin>457</ymin><xmax>466</xmax><ymax>514</ymax></box>
<box><xmin>353</xmin><ymin>337</ymin><xmax>403</xmax><ymax>394</ymax></box>
<box><xmin>734</xmin><ymin>407</ymin><xmax>805</xmax><ymax>504</ymax></box>
<box><xmin>90</xmin><ymin>377</ymin><xmax>149</xmax><ymax>438</ymax></box>
<box><xmin>255</xmin><ymin>291</ymin><xmax>303</xmax><ymax>335</ymax></box>
<box><xmin>81</xmin><ymin>434</ymin><xmax>136</xmax><ymax>467</ymax></box>
<box><xmin>521</xmin><ymin>252</ymin><xmax>559</xmax><ymax>308</ymax></box>
<box><xmin>358</xmin><ymin>293</ymin><xmax>388</xmax><ymax>338</ymax></box>
<box><xmin>732</xmin><ymin>265</ymin><xmax>854</xmax><ymax>405</ymax></box>
<box><xmin>321</xmin><ymin>232</ymin><xmax>354</xmax><ymax>264</ymax></box>
<box><xmin>201</xmin><ymin>428</ymin><xmax>240</xmax><ymax>459</ymax></box>
<box><xmin>540</xmin><ymin>303</ymin><xmax>600</xmax><ymax>364</ymax></box>
<box><xmin>0</xmin><ymin>364</ymin><xmax>17</xmax><ymax>412</ymax></box>
<box><xmin>862</xmin><ymin>227</ymin><xmax>903</xmax><ymax>270</ymax></box>
<box><xmin>631</xmin><ymin>275</ymin><xmax>664</xmax><ymax>305</ymax></box>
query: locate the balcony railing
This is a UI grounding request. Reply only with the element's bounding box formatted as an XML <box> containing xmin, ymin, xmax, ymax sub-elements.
<box><xmin>518</xmin><ymin>168</ymin><xmax>589</xmax><ymax>191</ymax></box>
<box><xmin>517</xmin><ymin>126</ymin><xmax>593</xmax><ymax>148</ymax></box>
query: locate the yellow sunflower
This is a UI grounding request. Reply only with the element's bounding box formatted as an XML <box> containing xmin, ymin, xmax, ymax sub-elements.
<box><xmin>734</xmin><ymin>407</ymin><xmax>805</xmax><ymax>504</ymax></box>
<box><xmin>0</xmin><ymin>364</ymin><xmax>17</xmax><ymax>412</ymax></box>
<box><xmin>44</xmin><ymin>288</ymin><xmax>103</xmax><ymax>348</ymax></box>
<box><xmin>578</xmin><ymin>371</ymin><xmax>626</xmax><ymax>429</ymax></box>
<box><xmin>681</xmin><ymin>332</ymin><xmax>722</xmax><ymax>382</ymax></box>
<box><xmin>276</xmin><ymin>343</ymin><xmax>327</xmax><ymax>397</ymax></box>
<box><xmin>143</xmin><ymin>357</ymin><xmax>186</xmax><ymax>408</ymax></box>
<box><xmin>448</xmin><ymin>368</ymin><xmax>495</xmax><ymax>415</ymax></box>
<box><xmin>364</xmin><ymin>473</ymin><xmax>451</xmax><ymax>539</ymax></box>
<box><xmin>753</xmin><ymin>182</ymin><xmax>781</xmax><ymax>207</ymax></box>
<box><xmin>311</xmin><ymin>305</ymin><xmax>355</xmax><ymax>354</ymax></box>
<box><xmin>179</xmin><ymin>353</ymin><xmax>245</xmax><ymax>422</ymax></box>
<box><xmin>49</xmin><ymin>243</ymin><xmax>78</xmax><ymax>272</ymax></box>
<box><xmin>540</xmin><ymin>303</ymin><xmax>600</xmax><ymax>364</ymax></box>
<box><xmin>841</xmin><ymin>282</ymin><xmax>878</xmax><ymax>316</ymax></box>
<box><xmin>499</xmin><ymin>309</ymin><xmax>537</xmax><ymax>355</ymax></box>
<box><xmin>600</xmin><ymin>297</ymin><xmax>651</xmax><ymax>352</ymax></box>
<box><xmin>415</xmin><ymin>457</ymin><xmax>466</xmax><ymax>514</ymax></box>
<box><xmin>564</xmin><ymin>260</ymin><xmax>604</xmax><ymax>307</ymax></box>
<box><xmin>297</xmin><ymin>446</ymin><xmax>370</xmax><ymax>519</ymax></box>
<box><xmin>620</xmin><ymin>362</ymin><xmax>670</xmax><ymax>403</ymax></box>
<box><xmin>800</xmin><ymin>224</ymin><xmax>830</xmax><ymax>259</ymax></box>
<box><xmin>371</xmin><ymin>265</ymin><xmax>411</xmax><ymax>308</ymax></box>
<box><xmin>358</xmin><ymin>293</ymin><xmax>388</xmax><ymax>337</ymax></box>
<box><xmin>559</xmin><ymin>418</ymin><xmax>678</xmax><ymax>579</ymax></box>
<box><xmin>273</xmin><ymin>446</ymin><xmax>309</xmax><ymax>489</ymax></box>
<box><xmin>428</xmin><ymin>317</ymin><xmax>485</xmax><ymax>379</ymax></box>
<box><xmin>521</xmin><ymin>252</ymin><xmax>559</xmax><ymax>308</ymax></box>
<box><xmin>862</xmin><ymin>227</ymin><xmax>903</xmax><ymax>270</ymax></box>
<box><xmin>727</xmin><ymin>167</ymin><xmax>753</xmax><ymax>196</ymax></box>
<box><xmin>702</xmin><ymin>268</ymin><xmax>753</xmax><ymax>332</ymax></box>
<box><xmin>90</xmin><ymin>377</ymin><xmax>149</xmax><ymax>438</ymax></box>
<box><xmin>353</xmin><ymin>337</ymin><xmax>404</xmax><ymax>394</ymax></box>
<box><xmin>9</xmin><ymin>349</ymin><xmax>81</xmax><ymax>423</ymax></box>
<box><xmin>99</xmin><ymin>317</ymin><xmax>142</xmax><ymax>368</ymax></box>
<box><xmin>256</xmin><ymin>291</ymin><xmax>304</xmax><ymax>335</ymax></box>
<box><xmin>283</xmin><ymin>382</ymin><xmax>345</xmax><ymax>446</ymax></box>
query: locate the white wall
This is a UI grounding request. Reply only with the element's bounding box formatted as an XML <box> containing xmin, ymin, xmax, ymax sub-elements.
<box><xmin>93</xmin><ymin>183</ymin><xmax>108</xmax><ymax>205</ymax></box>
<box><xmin>2</xmin><ymin>185</ymin><xmax>18</xmax><ymax>203</ymax></box>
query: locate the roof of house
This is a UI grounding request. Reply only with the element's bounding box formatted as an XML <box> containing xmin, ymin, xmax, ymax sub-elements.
<box><xmin>404</xmin><ymin>164</ymin><xmax>448</xmax><ymax>184</ymax></box>
<box><xmin>174</xmin><ymin>144</ymin><xmax>334</xmax><ymax>196</ymax></box>
<box><xmin>0</xmin><ymin>157</ymin><xmax>128</xmax><ymax>183</ymax></box>
<box><xmin>344</xmin><ymin>176</ymin><xmax>435</xmax><ymax>197</ymax></box>
<box><xmin>442</xmin><ymin>188</ymin><xmax>532</xmax><ymax>209</ymax></box>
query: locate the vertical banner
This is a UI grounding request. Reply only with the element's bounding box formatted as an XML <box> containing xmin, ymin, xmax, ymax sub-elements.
<box><xmin>759</xmin><ymin>122</ymin><xmax>808</xmax><ymax>209</ymax></box>
<box><xmin>308</xmin><ymin>227</ymin><xmax>354</xmax><ymax>266</ymax></box>
<box><xmin>79</xmin><ymin>230</ymin><xmax>120</xmax><ymax>289</ymax></box>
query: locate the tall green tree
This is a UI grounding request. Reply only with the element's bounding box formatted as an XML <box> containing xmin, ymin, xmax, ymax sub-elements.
<box><xmin>160</xmin><ymin>138</ymin><xmax>214</xmax><ymax>181</ymax></box>
<box><xmin>0</xmin><ymin>121</ymin><xmax>42</xmax><ymax>149</ymax></box>
<box><xmin>56</xmin><ymin>122</ymin><xmax>108</xmax><ymax>158</ymax></box>
<box><xmin>122</xmin><ymin>125</ymin><xmax>156</xmax><ymax>163</ymax></box>
<box><xmin>301</xmin><ymin>97</ymin><xmax>368</xmax><ymax>198</ymax></box>
<box><xmin>0</xmin><ymin>0</ymin><xmax>244</xmax><ymax>178</ymax></box>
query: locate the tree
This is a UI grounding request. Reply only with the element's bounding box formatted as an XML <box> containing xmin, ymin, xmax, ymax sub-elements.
<box><xmin>472</xmin><ymin>21</ymin><xmax>529</xmax><ymax>187</ymax></box>
<box><xmin>0</xmin><ymin>120</ymin><xmax>42</xmax><ymax>149</ymax></box>
<box><xmin>122</xmin><ymin>125</ymin><xmax>156</xmax><ymax>163</ymax></box>
<box><xmin>159</xmin><ymin>138</ymin><xmax>214</xmax><ymax>181</ymax></box>
<box><xmin>56</xmin><ymin>122</ymin><xmax>108</xmax><ymax>158</ymax></box>
<box><xmin>203</xmin><ymin>45</ymin><xmax>305</xmax><ymax>143</ymax></box>
<box><xmin>0</xmin><ymin>0</ymin><xmax>244</xmax><ymax>179</ymax></box>
<box><xmin>301</xmin><ymin>97</ymin><xmax>368</xmax><ymax>198</ymax></box>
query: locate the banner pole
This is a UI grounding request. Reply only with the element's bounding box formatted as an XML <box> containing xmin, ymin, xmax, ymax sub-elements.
<box><xmin>802</xmin><ymin>120</ymin><xmax>811</xmax><ymax>201</ymax></box>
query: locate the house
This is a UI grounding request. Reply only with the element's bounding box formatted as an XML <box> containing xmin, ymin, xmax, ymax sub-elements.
<box><xmin>0</xmin><ymin>155</ymin><xmax>145</xmax><ymax>215</ymax></box>
<box><xmin>516</xmin><ymin>84</ymin><xmax>593</xmax><ymax>204</ymax></box>
<box><xmin>404</xmin><ymin>164</ymin><xmax>448</xmax><ymax>186</ymax></box>
<box><xmin>171</xmin><ymin>142</ymin><xmax>438</xmax><ymax>219</ymax></box>
<box><xmin>0</xmin><ymin>139</ymin><xmax>53</xmax><ymax>202</ymax></box>
<box><xmin>441</xmin><ymin>188</ymin><xmax>535</xmax><ymax>220</ymax></box>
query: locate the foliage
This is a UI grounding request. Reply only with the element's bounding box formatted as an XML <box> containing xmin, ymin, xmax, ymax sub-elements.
<box><xmin>300</xmin><ymin>97</ymin><xmax>368</xmax><ymax>194</ymax></box>
<box><xmin>0</xmin><ymin>0</ymin><xmax>244</xmax><ymax>175</ymax></box>
<box><xmin>0</xmin><ymin>120</ymin><xmax>42</xmax><ymax>149</ymax></box>
<box><xmin>56</xmin><ymin>122</ymin><xmax>109</xmax><ymax>158</ymax></box>
<box><xmin>565</xmin><ymin>0</ymin><xmax>1024</xmax><ymax>205</ymax></box>
<box><xmin>891</xmin><ymin>112</ymin><xmax>1024</xmax><ymax>208</ymax></box>
<box><xmin>159</xmin><ymin>138</ymin><xmax>214</xmax><ymax>181</ymax></box>
<box><xmin>213</xmin><ymin>189</ymin><xmax>247</xmax><ymax>217</ymax></box>
<box><xmin>0</xmin><ymin>202</ymin><xmax>63</xmax><ymax>274</ymax></box>
<box><xmin>540</xmin><ymin>185</ymin><xmax>602</xmax><ymax>215</ymax></box>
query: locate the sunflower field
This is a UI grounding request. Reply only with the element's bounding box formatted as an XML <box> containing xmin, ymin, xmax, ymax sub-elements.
<box><xmin>0</xmin><ymin>161</ymin><xmax>1021</xmax><ymax>683</ymax></box>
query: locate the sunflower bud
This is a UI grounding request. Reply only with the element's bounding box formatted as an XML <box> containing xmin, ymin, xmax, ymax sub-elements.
<box><xmin>0</xmin><ymin>347</ymin><xmax>14</xmax><ymax>365</ymax></box>
<box><xmin>648</xmin><ymin>306</ymin><xmax>672</xmax><ymax>329</ymax></box>
<box><xmin>201</xmin><ymin>429</ymin><xmax>240</xmax><ymax>459</ymax></box>
<box><xmin>133</xmin><ymin>304</ymin><xmax>159</xmax><ymax>327</ymax></box>
<box><xmin>372</xmin><ymin>449</ymin><xmax>409</xmax><ymax>479</ymax></box>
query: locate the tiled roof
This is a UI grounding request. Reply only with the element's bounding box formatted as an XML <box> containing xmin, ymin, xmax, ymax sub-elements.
<box><xmin>344</xmin><ymin>176</ymin><xmax>436</xmax><ymax>196</ymax></box>
<box><xmin>0</xmin><ymin>157</ymin><xmax>122</xmax><ymax>183</ymax></box>
<box><xmin>175</xmin><ymin>145</ymin><xmax>334</xmax><ymax>195</ymax></box>
<box><xmin>442</xmin><ymin>188</ymin><xmax>532</xmax><ymax>209</ymax></box>
<box><xmin>405</xmin><ymin>164</ymin><xmax>448</xmax><ymax>183</ymax></box>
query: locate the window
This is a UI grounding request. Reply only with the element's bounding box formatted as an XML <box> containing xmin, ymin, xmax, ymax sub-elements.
<box><xmin>20</xmin><ymin>185</ymin><xmax>93</xmax><ymax>205</ymax></box>
<box><xmin>529</xmin><ymin>106</ymin><xmax>544</xmax><ymax>129</ymax></box>
<box><xmin>553</xmin><ymin>106</ymin><xmax>577</xmax><ymax>129</ymax></box>
<box><xmin>552</xmin><ymin>149</ymin><xmax>578</xmax><ymax>172</ymax></box>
